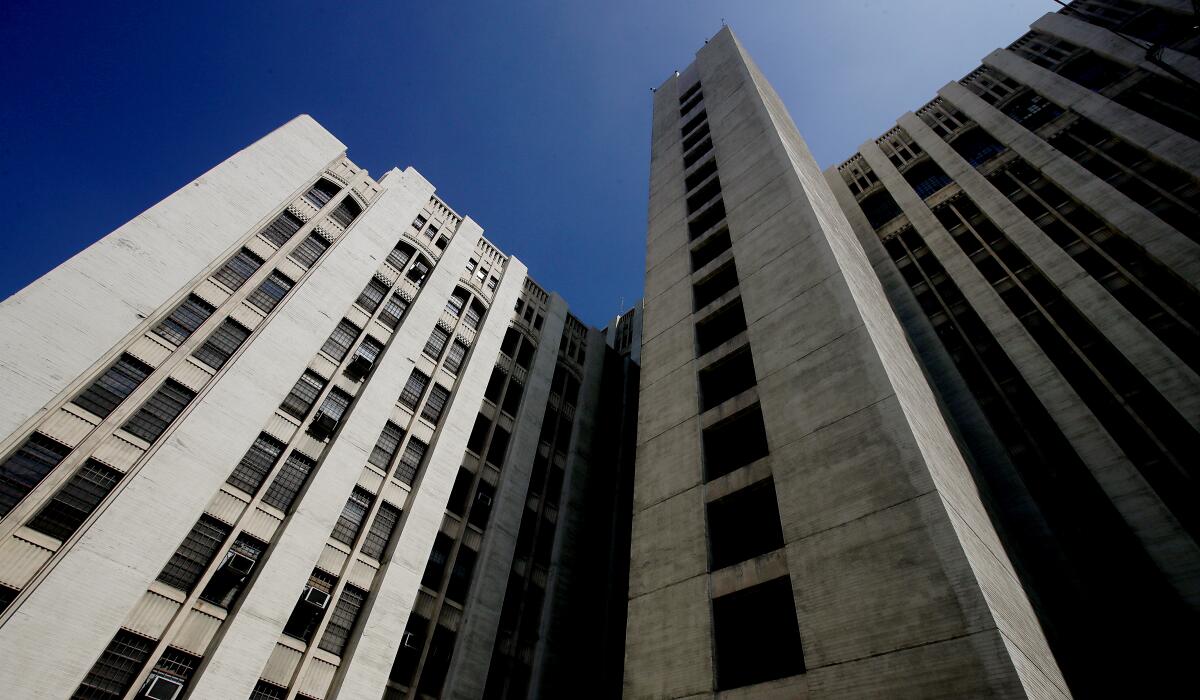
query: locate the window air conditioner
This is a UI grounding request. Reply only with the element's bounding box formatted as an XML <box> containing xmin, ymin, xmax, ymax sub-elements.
<box><xmin>303</xmin><ymin>586</ymin><xmax>332</xmax><ymax>609</ymax></box>
<box><xmin>401</xmin><ymin>631</ymin><xmax>418</xmax><ymax>649</ymax></box>
<box><xmin>476</xmin><ymin>493</ymin><xmax>493</xmax><ymax>507</ymax></box>
<box><xmin>140</xmin><ymin>673</ymin><xmax>184</xmax><ymax>700</ymax></box>
<box><xmin>309</xmin><ymin>411</ymin><xmax>338</xmax><ymax>440</ymax></box>
<box><xmin>346</xmin><ymin>352</ymin><xmax>374</xmax><ymax>380</ymax></box>
<box><xmin>222</xmin><ymin>550</ymin><xmax>256</xmax><ymax>577</ymax></box>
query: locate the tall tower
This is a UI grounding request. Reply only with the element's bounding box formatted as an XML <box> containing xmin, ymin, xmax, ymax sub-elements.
<box><xmin>628</xmin><ymin>27</ymin><xmax>1067</xmax><ymax>698</ymax></box>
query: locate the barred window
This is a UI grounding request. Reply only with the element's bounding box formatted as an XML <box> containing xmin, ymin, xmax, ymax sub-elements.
<box><xmin>412</xmin><ymin>214</ymin><xmax>427</xmax><ymax>230</ymax></box>
<box><xmin>395</xmin><ymin>438</ymin><xmax>427</xmax><ymax>485</ymax></box>
<box><xmin>193</xmin><ymin>319</ymin><xmax>250</xmax><ymax>370</ymax></box>
<box><xmin>283</xmin><ymin>569</ymin><xmax>336</xmax><ymax>641</ymax></box>
<box><xmin>361</xmin><ymin>502</ymin><xmax>401</xmax><ymax>560</ymax></box>
<box><xmin>317</xmin><ymin>389</ymin><xmax>351</xmax><ymax>422</ymax></box>
<box><xmin>157</xmin><ymin>515</ymin><xmax>231</xmax><ymax>592</ymax></box>
<box><xmin>423</xmin><ymin>326</ymin><xmax>450</xmax><ymax>360</ymax></box>
<box><xmin>250</xmin><ymin>681</ymin><xmax>287</xmax><ymax>700</ymax></box>
<box><xmin>27</xmin><ymin>459</ymin><xmax>122</xmax><ymax>541</ymax></box>
<box><xmin>148</xmin><ymin>647</ymin><xmax>201</xmax><ymax>694</ymax></box>
<box><xmin>354</xmin><ymin>336</ymin><xmax>383</xmax><ymax>365</ymax></box>
<box><xmin>369</xmin><ymin>422</ymin><xmax>404</xmax><ymax>470</ymax></box>
<box><xmin>464</xmin><ymin>302</ymin><xmax>483</xmax><ymax>331</ymax></box>
<box><xmin>262</xmin><ymin>452</ymin><xmax>315</xmax><ymax>512</ymax></box>
<box><xmin>0</xmin><ymin>433</ymin><xmax>71</xmax><ymax>517</ymax></box>
<box><xmin>399</xmin><ymin>370</ymin><xmax>430</xmax><ymax>410</ymax></box>
<box><xmin>425</xmin><ymin>224</ymin><xmax>438</xmax><ymax>240</ymax></box>
<box><xmin>322</xmin><ymin>319</ymin><xmax>361</xmax><ymax>361</ymax></box>
<box><xmin>378</xmin><ymin>293</ymin><xmax>409</xmax><ymax>330</ymax></box>
<box><xmin>0</xmin><ymin>583</ymin><xmax>18</xmax><ymax>614</ymax></box>
<box><xmin>280</xmin><ymin>371</ymin><xmax>325</xmax><ymax>420</ymax></box>
<box><xmin>444</xmin><ymin>340</ymin><xmax>468</xmax><ymax>375</ymax></box>
<box><xmin>357</xmin><ymin>277</ymin><xmax>389</xmax><ymax>312</ymax></box>
<box><xmin>213</xmin><ymin>248</ymin><xmax>263</xmax><ymax>291</ymax></box>
<box><xmin>154</xmin><ymin>294</ymin><xmax>215</xmax><ymax>346</ymax></box>
<box><xmin>446</xmin><ymin>290</ymin><xmax>469</xmax><ymax>317</ymax></box>
<box><xmin>72</xmin><ymin>629</ymin><xmax>154</xmax><ymax>699</ymax></box>
<box><xmin>122</xmin><ymin>381</ymin><xmax>195</xmax><ymax>443</ymax></box>
<box><xmin>318</xmin><ymin>584</ymin><xmax>367</xmax><ymax>656</ymax></box>
<box><xmin>73</xmin><ymin>353</ymin><xmax>152</xmax><ymax>419</ymax></box>
<box><xmin>421</xmin><ymin>385</ymin><xmax>451</xmax><ymax>425</ymax></box>
<box><xmin>329</xmin><ymin>197</ymin><xmax>362</xmax><ymax>228</ymax></box>
<box><xmin>304</xmin><ymin>178</ymin><xmax>340</xmax><ymax>209</ymax></box>
<box><xmin>387</xmin><ymin>243</ymin><xmax>414</xmax><ymax>270</ymax></box>
<box><xmin>259</xmin><ymin>211</ymin><xmax>303</xmax><ymax>247</ymax></box>
<box><xmin>226</xmin><ymin>434</ymin><xmax>285</xmax><ymax>495</ymax></box>
<box><xmin>247</xmin><ymin>271</ymin><xmax>293</xmax><ymax>313</ymax></box>
<box><xmin>289</xmin><ymin>233</ymin><xmax>330</xmax><ymax>268</ymax></box>
<box><xmin>331</xmin><ymin>487</ymin><xmax>372</xmax><ymax>546</ymax></box>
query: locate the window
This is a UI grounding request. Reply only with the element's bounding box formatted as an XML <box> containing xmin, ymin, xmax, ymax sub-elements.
<box><xmin>122</xmin><ymin>381</ymin><xmax>195</xmax><ymax>443</ymax></box>
<box><xmin>487</xmin><ymin>276</ymin><xmax>498</xmax><ymax>291</ymax></box>
<box><xmin>213</xmin><ymin>248</ymin><xmax>263</xmax><ymax>291</ymax></box>
<box><xmin>475</xmin><ymin>265</ymin><xmax>488</xmax><ymax>283</ymax></box>
<box><xmin>304</xmin><ymin>178</ymin><xmax>340</xmax><ymax>209</ymax></box>
<box><xmin>331</xmin><ymin>487</ymin><xmax>372</xmax><ymax>546</ymax></box>
<box><xmin>466</xmin><ymin>258</ymin><xmax>478</xmax><ymax>273</ymax></box>
<box><xmin>446</xmin><ymin>547</ymin><xmax>477</xmax><ymax>603</ymax></box>
<box><xmin>73</xmin><ymin>354</ymin><xmax>153</xmax><ymax>419</ymax></box>
<box><xmin>157</xmin><ymin>515</ymin><xmax>231</xmax><ymax>592</ymax></box>
<box><xmin>377</xmin><ymin>293</ymin><xmax>409</xmax><ymax>330</ymax></box>
<box><xmin>319</xmin><ymin>585</ymin><xmax>367</xmax><ymax>655</ymax></box>
<box><xmin>259</xmin><ymin>211</ymin><xmax>303</xmax><ymax>247</ymax></box>
<box><xmin>283</xmin><ymin>570</ymin><xmax>335</xmax><ymax>642</ymax></box>
<box><xmin>144</xmin><ymin>647</ymin><xmax>201</xmax><ymax>698</ymax></box>
<box><xmin>0</xmin><ymin>433</ymin><xmax>71</xmax><ymax>518</ymax></box>
<box><xmin>261</xmin><ymin>452</ymin><xmax>315</xmax><ymax>512</ymax></box>
<box><xmin>425</xmin><ymin>224</ymin><xmax>438</xmax><ymax>240</ymax></box>
<box><xmin>690</xmin><ymin>227</ymin><xmax>731</xmax><ymax>272</ymax></box>
<box><xmin>329</xmin><ymin>196</ymin><xmax>362</xmax><ymax>228</ymax></box>
<box><xmin>316</xmin><ymin>389</ymin><xmax>351</xmax><ymax>423</ymax></box>
<box><xmin>399</xmin><ymin>370</ymin><xmax>430</xmax><ymax>410</ymax></box>
<box><xmin>446</xmin><ymin>289</ymin><xmax>469</xmax><ymax>317</ymax></box>
<box><xmin>423</xmin><ymin>325</ymin><xmax>450</xmax><ymax>360</ymax></box>
<box><xmin>693</xmin><ymin>261</ymin><xmax>739</xmax><ymax>311</ymax></box>
<box><xmin>515</xmin><ymin>338</ymin><xmax>535</xmax><ymax>369</ymax></box>
<box><xmin>356</xmin><ymin>276</ymin><xmax>389</xmax><ymax>313</ymax></box>
<box><xmin>193</xmin><ymin>319</ymin><xmax>250</xmax><ymax>370</ymax></box>
<box><xmin>26</xmin><ymin>459</ymin><xmax>122</xmax><ymax>541</ymax></box>
<box><xmin>708</xmin><ymin>478</ymin><xmax>784</xmax><ymax>569</ymax></box>
<box><xmin>247</xmin><ymin>271</ymin><xmax>294</xmax><ymax>313</ymax></box>
<box><xmin>467</xmin><ymin>413</ymin><xmax>491</xmax><ymax>453</ymax></box>
<box><xmin>501</xmin><ymin>328</ymin><xmax>521</xmax><ymax>356</ymax></box>
<box><xmin>280</xmin><ymin>371</ymin><xmax>326</xmax><ymax>420</ymax></box>
<box><xmin>387</xmin><ymin>242</ymin><xmax>414</xmax><ymax>270</ymax></box>
<box><xmin>406</xmin><ymin>259</ymin><xmax>430</xmax><ymax>286</ymax></box>
<box><xmin>686</xmin><ymin>175</ymin><xmax>722</xmax><ymax>215</ymax></box>
<box><xmin>289</xmin><ymin>233</ymin><xmax>330</xmax><ymax>268</ymax></box>
<box><xmin>72</xmin><ymin>629</ymin><xmax>155</xmax><ymax>699</ymax></box>
<box><xmin>369</xmin><ymin>422</ymin><xmax>404</xmax><ymax>470</ymax></box>
<box><xmin>698</xmin><ymin>346</ymin><xmax>757</xmax><ymax>410</ymax></box>
<box><xmin>464</xmin><ymin>302</ymin><xmax>484</xmax><ymax>330</ymax></box>
<box><xmin>226</xmin><ymin>434</ymin><xmax>286</xmax><ymax>495</ymax></box>
<box><xmin>468</xmin><ymin>480</ymin><xmax>495</xmax><ymax>529</ymax></box>
<box><xmin>703</xmin><ymin>403</ymin><xmax>769</xmax><ymax>481</ymax></box>
<box><xmin>422</xmin><ymin>533</ymin><xmax>453</xmax><ymax>589</ymax></box>
<box><xmin>686</xmin><ymin>157</ymin><xmax>719</xmax><ymax>192</ymax></box>
<box><xmin>486</xmin><ymin>426</ymin><xmax>510</xmax><ymax>467</ymax></box>
<box><xmin>446</xmin><ymin>468</ymin><xmax>473</xmax><ymax>516</ymax></box>
<box><xmin>360</xmin><ymin>502</ymin><xmax>401</xmax><ymax>560</ymax></box>
<box><xmin>154</xmin><ymin>295</ymin><xmax>215</xmax><ymax>346</ymax></box>
<box><xmin>0</xmin><ymin>583</ymin><xmax>17</xmax><ymax>614</ymax></box>
<box><xmin>859</xmin><ymin>188</ymin><xmax>904</xmax><ymax>230</ymax></box>
<box><xmin>249</xmin><ymin>681</ymin><xmax>287</xmax><ymax>700</ymax></box>
<box><xmin>395</xmin><ymin>438</ymin><xmax>426</xmax><ymax>485</ymax></box>
<box><xmin>421</xmin><ymin>385</ymin><xmax>451</xmax><ymax>424</ymax></box>
<box><xmin>713</xmin><ymin>577</ymin><xmax>805</xmax><ymax>689</ymax></box>
<box><xmin>687</xmin><ymin>196</ymin><xmax>724</xmax><ymax>239</ymax></box>
<box><xmin>696</xmin><ymin>298</ymin><xmax>748</xmax><ymax>355</ymax></box>
<box><xmin>322</xmin><ymin>319</ymin><xmax>361</xmax><ymax>361</ymax></box>
<box><xmin>412</xmin><ymin>214</ymin><xmax>427</xmax><ymax>231</ymax></box>
<box><xmin>501</xmin><ymin>379</ymin><xmax>523</xmax><ymax>416</ymax></box>
<box><xmin>444</xmin><ymin>340</ymin><xmax>468</xmax><ymax>374</ymax></box>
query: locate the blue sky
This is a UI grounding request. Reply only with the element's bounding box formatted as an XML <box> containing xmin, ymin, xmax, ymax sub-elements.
<box><xmin>0</xmin><ymin>0</ymin><xmax>1052</xmax><ymax>325</ymax></box>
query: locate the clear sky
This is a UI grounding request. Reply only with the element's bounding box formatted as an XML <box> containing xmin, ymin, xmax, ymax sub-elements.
<box><xmin>0</xmin><ymin>0</ymin><xmax>1053</xmax><ymax>326</ymax></box>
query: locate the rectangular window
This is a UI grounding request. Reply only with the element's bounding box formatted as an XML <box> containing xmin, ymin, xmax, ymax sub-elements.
<box><xmin>360</xmin><ymin>502</ymin><xmax>401</xmax><ymax>560</ymax></box>
<box><xmin>468</xmin><ymin>480</ymin><xmax>495</xmax><ymax>529</ymax></box>
<box><xmin>72</xmin><ymin>630</ymin><xmax>155</xmax><ymax>699</ymax></box>
<box><xmin>702</xmin><ymin>403</ymin><xmax>769</xmax><ymax>481</ymax></box>
<box><xmin>259</xmin><ymin>211</ymin><xmax>303</xmax><ymax>247</ymax></box>
<box><xmin>468</xmin><ymin>413</ymin><xmax>492</xmax><ymax>453</ymax></box>
<box><xmin>26</xmin><ymin>459</ymin><xmax>122</xmax><ymax>541</ymax></box>
<box><xmin>369</xmin><ymin>422</ymin><xmax>404</xmax><ymax>470</ymax></box>
<box><xmin>399</xmin><ymin>370</ymin><xmax>430</xmax><ymax>410</ymax></box>
<box><xmin>444</xmin><ymin>340</ymin><xmax>468</xmax><ymax>374</ymax></box>
<box><xmin>412</xmin><ymin>214</ymin><xmax>427</xmax><ymax>231</ymax></box>
<box><xmin>329</xmin><ymin>197</ymin><xmax>362</xmax><ymax>228</ymax></box>
<box><xmin>446</xmin><ymin>547</ymin><xmax>477</xmax><ymax>603</ymax></box>
<box><xmin>501</xmin><ymin>379</ymin><xmax>523</xmax><ymax>416</ymax></box>
<box><xmin>144</xmin><ymin>647</ymin><xmax>201</xmax><ymax>698</ymax></box>
<box><xmin>250</xmin><ymin>681</ymin><xmax>287</xmax><ymax>700</ymax></box>
<box><xmin>356</xmin><ymin>277</ymin><xmax>389</xmax><ymax>313</ymax></box>
<box><xmin>193</xmin><ymin>319</ymin><xmax>250</xmax><ymax>370</ymax></box>
<box><xmin>425</xmin><ymin>224</ymin><xmax>438</xmax><ymax>240</ymax></box>
<box><xmin>331</xmin><ymin>487</ymin><xmax>372</xmax><ymax>546</ymax></box>
<box><xmin>423</xmin><ymin>325</ymin><xmax>450</xmax><ymax>360</ymax></box>
<box><xmin>322</xmin><ymin>319</ymin><xmax>361</xmax><ymax>361</ymax></box>
<box><xmin>395</xmin><ymin>438</ymin><xmax>427</xmax><ymax>485</ymax></box>
<box><xmin>122</xmin><ymin>380</ymin><xmax>195</xmax><ymax>443</ymax></box>
<box><xmin>280</xmin><ymin>371</ymin><xmax>326</xmax><ymax>420</ymax></box>
<box><xmin>387</xmin><ymin>244</ymin><xmax>413</xmax><ymax>270</ymax></box>
<box><xmin>485</xmin><ymin>426</ymin><xmax>510</xmax><ymax>467</ymax></box>
<box><xmin>213</xmin><ymin>248</ymin><xmax>264</xmax><ymax>291</ymax></box>
<box><xmin>708</xmin><ymin>478</ymin><xmax>784</xmax><ymax>569</ymax></box>
<box><xmin>157</xmin><ymin>515</ymin><xmax>232</xmax><ymax>592</ymax></box>
<box><xmin>289</xmin><ymin>233</ymin><xmax>330</xmax><ymax>268</ymax></box>
<box><xmin>377</xmin><ymin>293</ymin><xmax>409</xmax><ymax>330</ymax></box>
<box><xmin>446</xmin><ymin>290</ymin><xmax>468</xmax><ymax>317</ymax></box>
<box><xmin>464</xmin><ymin>302</ymin><xmax>483</xmax><ymax>330</ymax></box>
<box><xmin>713</xmin><ymin>577</ymin><xmax>805</xmax><ymax>689</ymax></box>
<box><xmin>318</xmin><ymin>585</ymin><xmax>367</xmax><ymax>656</ymax></box>
<box><xmin>73</xmin><ymin>353</ymin><xmax>153</xmax><ymax>419</ymax></box>
<box><xmin>696</xmin><ymin>298</ymin><xmax>748</xmax><ymax>355</ymax></box>
<box><xmin>422</xmin><ymin>533</ymin><xmax>453</xmax><ymax>590</ymax></box>
<box><xmin>698</xmin><ymin>345</ymin><xmax>757</xmax><ymax>411</ymax></box>
<box><xmin>226</xmin><ymin>434</ymin><xmax>286</xmax><ymax>495</ymax></box>
<box><xmin>154</xmin><ymin>294</ymin><xmax>215</xmax><ymax>346</ymax></box>
<box><xmin>406</xmin><ymin>260</ymin><xmax>430</xmax><ymax>286</ymax></box>
<box><xmin>246</xmin><ymin>271</ymin><xmax>294</xmax><ymax>313</ymax></box>
<box><xmin>687</xmin><ymin>197</ymin><xmax>725</xmax><ymax>239</ymax></box>
<box><xmin>261</xmin><ymin>452</ymin><xmax>315</xmax><ymax>512</ymax></box>
<box><xmin>316</xmin><ymin>389</ymin><xmax>351</xmax><ymax>423</ymax></box>
<box><xmin>693</xmin><ymin>261</ymin><xmax>739</xmax><ymax>311</ymax></box>
<box><xmin>421</xmin><ymin>384</ymin><xmax>451</xmax><ymax>425</ymax></box>
<box><xmin>283</xmin><ymin>570</ymin><xmax>336</xmax><ymax>642</ymax></box>
<box><xmin>0</xmin><ymin>433</ymin><xmax>71</xmax><ymax>518</ymax></box>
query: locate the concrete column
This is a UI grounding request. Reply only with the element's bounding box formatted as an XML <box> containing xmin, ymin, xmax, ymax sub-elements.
<box><xmin>1031</xmin><ymin>12</ymin><xmax>1200</xmax><ymax>83</ymax></box>
<box><xmin>983</xmin><ymin>48</ymin><xmax>1200</xmax><ymax>175</ymax></box>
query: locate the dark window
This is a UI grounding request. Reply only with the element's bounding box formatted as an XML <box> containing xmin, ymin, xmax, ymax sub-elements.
<box><xmin>446</xmin><ymin>289</ymin><xmax>469</xmax><ymax>317</ymax></box>
<box><xmin>698</xmin><ymin>346</ymin><xmax>757</xmax><ymax>410</ymax></box>
<box><xmin>348</xmin><ymin>336</ymin><xmax>383</xmax><ymax>379</ymax></box>
<box><xmin>683</xmin><ymin>120</ymin><xmax>711</xmax><ymax>152</ymax></box>
<box><xmin>693</xmin><ymin>260</ymin><xmax>739</xmax><ymax>311</ymax></box>
<box><xmin>395</xmin><ymin>439</ymin><xmax>427</xmax><ymax>485</ymax></box>
<box><xmin>486</xmin><ymin>426</ymin><xmax>510</xmax><ymax>467</ymax></box>
<box><xmin>26</xmin><ymin>459</ymin><xmax>122</xmax><ymax>541</ymax></box>
<box><xmin>444</xmin><ymin>340</ymin><xmax>469</xmax><ymax>374</ymax></box>
<box><xmin>683</xmin><ymin>137</ymin><xmax>713</xmax><ymax>169</ymax></box>
<box><xmin>421</xmin><ymin>385</ymin><xmax>451</xmax><ymax>425</ymax></box>
<box><xmin>681</xmin><ymin>106</ymin><xmax>706</xmax><ymax>136</ymax></box>
<box><xmin>322</xmin><ymin>319</ymin><xmax>361</xmax><ymax>361</ymax></box>
<box><xmin>360</xmin><ymin>502</ymin><xmax>401</xmax><ymax>560</ymax></box>
<box><xmin>122</xmin><ymin>381</ymin><xmax>195</xmax><ymax>443</ymax></box>
<box><xmin>399</xmin><ymin>370</ymin><xmax>429</xmax><ymax>410</ymax></box>
<box><xmin>289</xmin><ymin>233</ymin><xmax>330</xmax><ymax>268</ymax></box>
<box><xmin>446</xmin><ymin>547</ymin><xmax>477</xmax><ymax>603</ymax></box>
<box><xmin>901</xmin><ymin>159</ymin><xmax>953</xmax><ymax>199</ymax></box>
<box><xmin>387</xmin><ymin>242</ymin><xmax>414</xmax><ymax>270</ymax></box>
<box><xmin>259</xmin><ymin>211</ymin><xmax>303</xmax><ymax>247</ymax></box>
<box><xmin>157</xmin><ymin>515</ymin><xmax>231</xmax><ymax>592</ymax></box>
<box><xmin>468</xmin><ymin>480</ymin><xmax>495</xmax><ymax>529</ymax></box>
<box><xmin>226</xmin><ymin>434</ymin><xmax>286</xmax><ymax>495</ymax></box>
<box><xmin>679</xmin><ymin>81</ymin><xmax>702</xmax><ymax>105</ymax></box>
<box><xmin>424</xmin><ymin>325</ymin><xmax>450</xmax><ymax>360</ymax></box>
<box><xmin>369</xmin><ymin>422</ymin><xmax>404</xmax><ymax>470</ymax></box>
<box><xmin>685</xmin><ymin>157</ymin><xmax>719</xmax><ymax>192</ymax></box>
<box><xmin>199</xmin><ymin>534</ymin><xmax>264</xmax><ymax>608</ymax></box>
<box><xmin>250</xmin><ymin>681</ymin><xmax>287</xmax><ymax>700</ymax></box>
<box><xmin>501</xmin><ymin>379</ymin><xmax>524</xmax><ymax>416</ymax></box>
<box><xmin>696</xmin><ymin>298</ymin><xmax>748</xmax><ymax>355</ymax></box>
<box><xmin>501</xmin><ymin>328</ymin><xmax>521</xmax><ymax>356</ymax></box>
<box><xmin>247</xmin><ymin>271</ymin><xmax>294</xmax><ymax>313</ymax></box>
<box><xmin>680</xmin><ymin>89</ymin><xmax>703</xmax><ymax>115</ymax></box>
<box><xmin>687</xmin><ymin>198</ymin><xmax>725</xmax><ymax>240</ymax></box>
<box><xmin>948</xmin><ymin>126</ymin><xmax>1006</xmax><ymax>167</ymax></box>
<box><xmin>515</xmin><ymin>339</ymin><xmax>535</xmax><ymax>369</ymax></box>
<box><xmin>304</xmin><ymin>179</ymin><xmax>341</xmax><ymax>208</ymax></box>
<box><xmin>859</xmin><ymin>188</ymin><xmax>904</xmax><ymax>229</ymax></box>
<box><xmin>703</xmin><ymin>403</ymin><xmax>769</xmax><ymax>481</ymax></box>
<box><xmin>315</xmin><ymin>389</ymin><xmax>351</xmax><ymax>423</ymax></box>
<box><xmin>467</xmin><ymin>413</ymin><xmax>491</xmax><ymax>454</ymax></box>
<box><xmin>73</xmin><ymin>354</ymin><xmax>153</xmax><ymax>419</ymax></box>
<box><xmin>686</xmin><ymin>176</ymin><xmax>722</xmax><ymax>215</ymax></box>
<box><xmin>283</xmin><ymin>570</ymin><xmax>335</xmax><ymax>642</ymax></box>
<box><xmin>357</xmin><ymin>276</ymin><xmax>389</xmax><ymax>312</ymax></box>
<box><xmin>377</xmin><ymin>293</ymin><xmax>409</xmax><ymax>330</ymax></box>
<box><xmin>319</xmin><ymin>584</ymin><xmax>367</xmax><ymax>655</ymax></box>
<box><xmin>484</xmin><ymin>367</ymin><xmax>507</xmax><ymax>403</ymax></box>
<box><xmin>213</xmin><ymin>248</ymin><xmax>263</xmax><ymax>291</ymax></box>
<box><xmin>329</xmin><ymin>196</ymin><xmax>362</xmax><ymax>228</ymax></box>
<box><xmin>0</xmin><ymin>583</ymin><xmax>18</xmax><ymax>614</ymax></box>
<box><xmin>331</xmin><ymin>487</ymin><xmax>372</xmax><ymax>546</ymax></box>
<box><xmin>280</xmin><ymin>371</ymin><xmax>325</xmax><ymax>420</ymax></box>
<box><xmin>193</xmin><ymin>319</ymin><xmax>250</xmax><ymax>370</ymax></box>
<box><xmin>0</xmin><ymin>433</ymin><xmax>71</xmax><ymax>518</ymax></box>
<box><xmin>708</xmin><ymin>478</ymin><xmax>785</xmax><ymax>569</ymax></box>
<box><xmin>145</xmin><ymin>646</ymin><xmax>201</xmax><ymax>698</ymax></box>
<box><xmin>713</xmin><ymin>577</ymin><xmax>805</xmax><ymax>689</ymax></box>
<box><xmin>154</xmin><ymin>295</ymin><xmax>215</xmax><ymax>346</ymax></box>
<box><xmin>690</xmin><ymin>227</ymin><xmax>732</xmax><ymax>271</ymax></box>
<box><xmin>406</xmin><ymin>259</ymin><xmax>431</xmax><ymax>286</ymax></box>
<box><xmin>446</xmin><ymin>468</ymin><xmax>473</xmax><ymax>516</ymax></box>
<box><xmin>464</xmin><ymin>301</ymin><xmax>484</xmax><ymax>330</ymax></box>
<box><xmin>422</xmin><ymin>533</ymin><xmax>453</xmax><ymax>589</ymax></box>
<box><xmin>72</xmin><ymin>630</ymin><xmax>154</xmax><ymax>700</ymax></box>
<box><xmin>412</xmin><ymin>214</ymin><xmax>427</xmax><ymax>231</ymax></box>
<box><xmin>261</xmin><ymin>452</ymin><xmax>315</xmax><ymax>513</ymax></box>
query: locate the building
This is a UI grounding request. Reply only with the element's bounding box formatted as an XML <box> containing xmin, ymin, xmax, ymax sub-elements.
<box><xmin>0</xmin><ymin>117</ymin><xmax>636</xmax><ymax>699</ymax></box>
